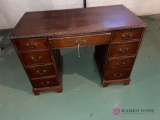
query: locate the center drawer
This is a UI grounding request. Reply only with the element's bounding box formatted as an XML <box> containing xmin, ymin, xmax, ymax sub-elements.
<box><xmin>49</xmin><ymin>33</ymin><xmax>111</xmax><ymax>48</ymax></box>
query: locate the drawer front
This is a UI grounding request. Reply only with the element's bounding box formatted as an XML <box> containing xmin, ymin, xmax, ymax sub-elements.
<box><xmin>110</xmin><ymin>42</ymin><xmax>139</xmax><ymax>57</ymax></box>
<box><xmin>49</xmin><ymin>33</ymin><xmax>111</xmax><ymax>48</ymax></box>
<box><xmin>106</xmin><ymin>69</ymin><xmax>131</xmax><ymax>80</ymax></box>
<box><xmin>108</xmin><ymin>57</ymin><xmax>135</xmax><ymax>70</ymax></box>
<box><xmin>26</xmin><ymin>65</ymin><xmax>56</xmax><ymax>79</ymax></box>
<box><xmin>112</xmin><ymin>29</ymin><xmax>143</xmax><ymax>43</ymax></box>
<box><xmin>31</xmin><ymin>77</ymin><xmax>59</xmax><ymax>88</ymax></box>
<box><xmin>14</xmin><ymin>38</ymin><xmax>48</xmax><ymax>50</ymax></box>
<box><xmin>20</xmin><ymin>50</ymin><xmax>52</xmax><ymax>66</ymax></box>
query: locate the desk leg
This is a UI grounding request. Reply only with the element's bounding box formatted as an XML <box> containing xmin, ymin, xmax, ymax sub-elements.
<box><xmin>102</xmin><ymin>78</ymin><xmax>131</xmax><ymax>87</ymax></box>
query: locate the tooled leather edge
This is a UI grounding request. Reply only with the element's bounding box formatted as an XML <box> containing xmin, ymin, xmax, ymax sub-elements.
<box><xmin>9</xmin><ymin>24</ymin><xmax>147</xmax><ymax>39</ymax></box>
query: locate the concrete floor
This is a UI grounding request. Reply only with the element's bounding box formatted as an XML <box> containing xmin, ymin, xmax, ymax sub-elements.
<box><xmin>0</xmin><ymin>14</ymin><xmax>160</xmax><ymax>120</ymax></box>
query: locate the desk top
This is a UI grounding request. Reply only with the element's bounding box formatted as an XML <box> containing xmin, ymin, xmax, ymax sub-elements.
<box><xmin>9</xmin><ymin>5</ymin><xmax>147</xmax><ymax>39</ymax></box>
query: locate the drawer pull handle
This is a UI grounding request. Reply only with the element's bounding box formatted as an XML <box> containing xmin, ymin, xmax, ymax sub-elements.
<box><xmin>26</xmin><ymin>43</ymin><xmax>38</xmax><ymax>48</ymax></box>
<box><xmin>75</xmin><ymin>40</ymin><xmax>81</xmax><ymax>57</ymax></box>
<box><xmin>31</xmin><ymin>56</ymin><xmax>42</xmax><ymax>61</ymax></box>
<box><xmin>40</xmin><ymin>81</ymin><xmax>50</xmax><ymax>86</ymax></box>
<box><xmin>114</xmin><ymin>74</ymin><xmax>122</xmax><ymax>78</ymax></box>
<box><xmin>36</xmin><ymin>70</ymin><xmax>46</xmax><ymax>75</ymax></box>
<box><xmin>117</xmin><ymin>62</ymin><xmax>126</xmax><ymax>67</ymax></box>
<box><xmin>83</xmin><ymin>40</ymin><xmax>86</xmax><ymax>43</ymax></box>
<box><xmin>75</xmin><ymin>40</ymin><xmax>86</xmax><ymax>44</ymax></box>
<box><xmin>75</xmin><ymin>40</ymin><xmax>86</xmax><ymax>58</ymax></box>
<box><xmin>119</xmin><ymin>48</ymin><xmax>129</xmax><ymax>54</ymax></box>
<box><xmin>77</xmin><ymin>43</ymin><xmax>81</xmax><ymax>57</ymax></box>
<box><xmin>122</xmin><ymin>34</ymin><xmax>132</xmax><ymax>40</ymax></box>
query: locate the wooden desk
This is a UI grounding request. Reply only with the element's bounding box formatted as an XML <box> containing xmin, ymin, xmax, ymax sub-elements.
<box><xmin>9</xmin><ymin>5</ymin><xmax>147</xmax><ymax>95</ymax></box>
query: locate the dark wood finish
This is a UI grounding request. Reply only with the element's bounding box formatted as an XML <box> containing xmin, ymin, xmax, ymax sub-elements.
<box><xmin>33</xmin><ymin>86</ymin><xmax>63</xmax><ymax>95</ymax></box>
<box><xmin>102</xmin><ymin>78</ymin><xmax>130</xmax><ymax>87</ymax></box>
<box><xmin>112</xmin><ymin>29</ymin><xmax>143</xmax><ymax>43</ymax></box>
<box><xmin>9</xmin><ymin>5</ymin><xmax>146</xmax><ymax>39</ymax></box>
<box><xmin>14</xmin><ymin>38</ymin><xmax>48</xmax><ymax>50</ymax></box>
<box><xmin>32</xmin><ymin>56</ymin><xmax>63</xmax><ymax>95</ymax></box>
<box><xmin>108</xmin><ymin>56</ymin><xmax>135</xmax><ymax>70</ymax></box>
<box><xmin>19</xmin><ymin>50</ymin><xmax>52</xmax><ymax>66</ymax></box>
<box><xmin>109</xmin><ymin>41</ymin><xmax>139</xmax><ymax>57</ymax></box>
<box><xmin>9</xmin><ymin>5</ymin><xmax>147</xmax><ymax>95</ymax></box>
<box><xmin>26</xmin><ymin>64</ymin><xmax>56</xmax><ymax>79</ymax></box>
<box><xmin>94</xmin><ymin>44</ymin><xmax>108</xmax><ymax>76</ymax></box>
<box><xmin>30</xmin><ymin>76</ymin><xmax>59</xmax><ymax>88</ymax></box>
<box><xmin>106</xmin><ymin>69</ymin><xmax>131</xmax><ymax>80</ymax></box>
<box><xmin>49</xmin><ymin>33</ymin><xmax>111</xmax><ymax>48</ymax></box>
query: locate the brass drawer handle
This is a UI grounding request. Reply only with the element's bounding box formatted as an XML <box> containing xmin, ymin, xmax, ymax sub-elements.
<box><xmin>82</xmin><ymin>40</ymin><xmax>86</xmax><ymax>43</ymax></box>
<box><xmin>75</xmin><ymin>40</ymin><xmax>79</xmax><ymax>44</ymax></box>
<box><xmin>36</xmin><ymin>69</ymin><xmax>46</xmax><ymax>75</ymax></box>
<box><xmin>122</xmin><ymin>34</ymin><xmax>132</xmax><ymax>40</ymax></box>
<box><xmin>117</xmin><ymin>62</ymin><xmax>126</xmax><ymax>67</ymax></box>
<box><xmin>40</xmin><ymin>81</ymin><xmax>50</xmax><ymax>86</ymax></box>
<box><xmin>31</xmin><ymin>56</ymin><xmax>42</xmax><ymax>61</ymax></box>
<box><xmin>119</xmin><ymin>48</ymin><xmax>129</xmax><ymax>54</ymax></box>
<box><xmin>75</xmin><ymin>40</ymin><xmax>86</xmax><ymax>44</ymax></box>
<box><xmin>114</xmin><ymin>74</ymin><xmax>122</xmax><ymax>78</ymax></box>
<box><xmin>26</xmin><ymin>43</ymin><xmax>38</xmax><ymax>48</ymax></box>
